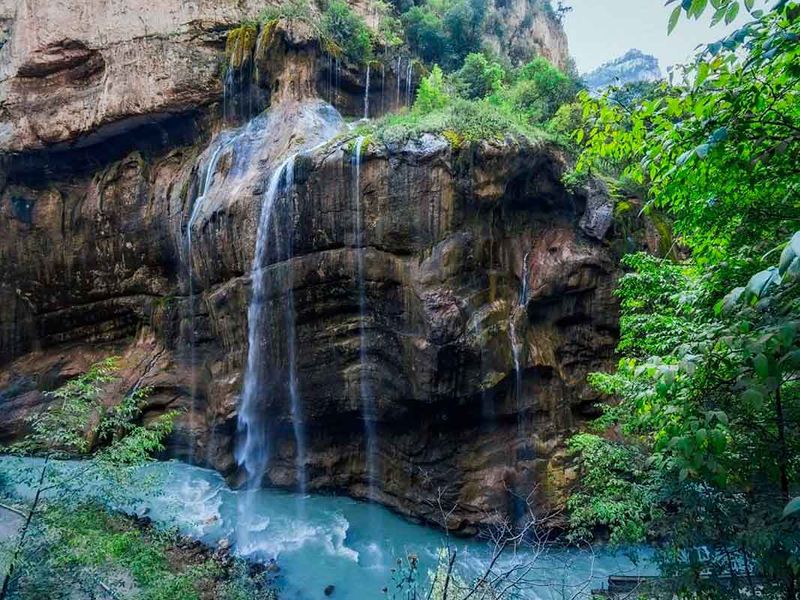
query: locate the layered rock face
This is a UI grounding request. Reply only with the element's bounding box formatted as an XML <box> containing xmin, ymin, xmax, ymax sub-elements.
<box><xmin>0</xmin><ymin>0</ymin><xmax>612</xmax><ymax>532</ymax></box>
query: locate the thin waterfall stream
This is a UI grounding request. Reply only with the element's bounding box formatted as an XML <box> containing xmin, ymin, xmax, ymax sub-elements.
<box><xmin>352</xmin><ymin>136</ymin><xmax>378</xmax><ymax>499</ymax></box>
<box><xmin>511</xmin><ymin>251</ymin><xmax>531</xmax><ymax>436</ymax></box>
<box><xmin>236</xmin><ymin>154</ymin><xmax>297</xmax><ymax>494</ymax></box>
<box><xmin>363</xmin><ymin>63</ymin><xmax>370</xmax><ymax>119</ymax></box>
<box><xmin>185</xmin><ymin>140</ymin><xmax>230</xmax><ymax>461</ymax></box>
<box><xmin>279</xmin><ymin>159</ymin><xmax>307</xmax><ymax>498</ymax></box>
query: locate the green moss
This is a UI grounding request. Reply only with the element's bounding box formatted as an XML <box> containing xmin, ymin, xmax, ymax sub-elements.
<box><xmin>360</xmin><ymin>98</ymin><xmax>547</xmax><ymax>146</ymax></box>
<box><xmin>253</xmin><ymin>19</ymin><xmax>279</xmax><ymax>63</ymax></box>
<box><xmin>225</xmin><ymin>23</ymin><xmax>258</xmax><ymax>70</ymax></box>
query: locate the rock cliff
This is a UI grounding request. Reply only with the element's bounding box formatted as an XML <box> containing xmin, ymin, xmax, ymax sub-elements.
<box><xmin>0</xmin><ymin>0</ymin><xmax>613</xmax><ymax>532</ymax></box>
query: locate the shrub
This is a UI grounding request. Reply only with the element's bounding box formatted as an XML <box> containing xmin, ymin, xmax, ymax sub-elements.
<box><xmin>321</xmin><ymin>0</ymin><xmax>373</xmax><ymax>64</ymax></box>
<box><xmin>415</xmin><ymin>65</ymin><xmax>450</xmax><ymax>112</ymax></box>
<box><xmin>503</xmin><ymin>57</ymin><xmax>580</xmax><ymax>123</ymax></box>
<box><xmin>455</xmin><ymin>52</ymin><xmax>505</xmax><ymax>99</ymax></box>
<box><xmin>257</xmin><ymin>0</ymin><xmax>313</xmax><ymax>23</ymax></box>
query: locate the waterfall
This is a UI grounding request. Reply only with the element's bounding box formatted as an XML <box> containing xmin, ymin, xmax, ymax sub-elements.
<box><xmin>405</xmin><ymin>61</ymin><xmax>413</xmax><ymax>106</ymax></box>
<box><xmin>185</xmin><ymin>141</ymin><xmax>228</xmax><ymax>461</ymax></box>
<box><xmin>511</xmin><ymin>251</ymin><xmax>530</xmax><ymax>436</ymax></box>
<box><xmin>280</xmin><ymin>159</ymin><xmax>307</xmax><ymax>497</ymax></box>
<box><xmin>363</xmin><ymin>63</ymin><xmax>371</xmax><ymax>120</ymax></box>
<box><xmin>236</xmin><ymin>155</ymin><xmax>297</xmax><ymax>491</ymax></box>
<box><xmin>396</xmin><ymin>56</ymin><xmax>402</xmax><ymax>107</ymax></box>
<box><xmin>380</xmin><ymin>64</ymin><xmax>385</xmax><ymax>116</ymax></box>
<box><xmin>509</xmin><ymin>317</ymin><xmax>523</xmax><ymax>429</ymax></box>
<box><xmin>519</xmin><ymin>251</ymin><xmax>530</xmax><ymax>305</ymax></box>
<box><xmin>352</xmin><ymin>136</ymin><xmax>378</xmax><ymax>499</ymax></box>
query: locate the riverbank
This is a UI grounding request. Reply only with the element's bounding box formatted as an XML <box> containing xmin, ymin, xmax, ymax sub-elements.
<box><xmin>0</xmin><ymin>455</ymin><xmax>657</xmax><ymax>598</ymax></box>
<box><xmin>0</xmin><ymin>498</ymin><xmax>278</xmax><ymax>599</ymax></box>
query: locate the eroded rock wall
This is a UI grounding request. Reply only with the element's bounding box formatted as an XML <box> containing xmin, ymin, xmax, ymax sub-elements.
<box><xmin>1</xmin><ymin>2</ymin><xmax>605</xmax><ymax>532</ymax></box>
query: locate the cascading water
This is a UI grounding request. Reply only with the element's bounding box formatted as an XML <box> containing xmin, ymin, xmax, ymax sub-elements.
<box><xmin>520</xmin><ymin>251</ymin><xmax>530</xmax><ymax>305</ymax></box>
<box><xmin>396</xmin><ymin>56</ymin><xmax>402</xmax><ymax>106</ymax></box>
<box><xmin>511</xmin><ymin>251</ymin><xmax>531</xmax><ymax>436</ymax></box>
<box><xmin>352</xmin><ymin>136</ymin><xmax>378</xmax><ymax>499</ymax></box>
<box><xmin>185</xmin><ymin>140</ymin><xmax>230</xmax><ymax>461</ymax></box>
<box><xmin>363</xmin><ymin>64</ymin><xmax>371</xmax><ymax>120</ymax></box>
<box><xmin>236</xmin><ymin>155</ymin><xmax>297</xmax><ymax>495</ymax></box>
<box><xmin>405</xmin><ymin>61</ymin><xmax>413</xmax><ymax>106</ymax></box>
<box><xmin>279</xmin><ymin>159</ymin><xmax>308</xmax><ymax>497</ymax></box>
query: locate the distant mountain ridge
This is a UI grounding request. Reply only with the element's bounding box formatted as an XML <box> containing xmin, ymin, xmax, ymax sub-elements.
<box><xmin>583</xmin><ymin>49</ymin><xmax>662</xmax><ymax>92</ymax></box>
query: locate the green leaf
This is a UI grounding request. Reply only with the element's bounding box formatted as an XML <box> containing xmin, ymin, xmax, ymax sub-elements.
<box><xmin>677</xmin><ymin>149</ymin><xmax>694</xmax><ymax>165</ymax></box>
<box><xmin>753</xmin><ymin>353</ymin><xmax>769</xmax><ymax>378</ymax></box>
<box><xmin>711</xmin><ymin>5</ymin><xmax>728</xmax><ymax>24</ymax></box>
<box><xmin>783</xmin><ymin>497</ymin><xmax>800</xmax><ymax>519</ymax></box>
<box><xmin>779</xmin><ymin>244</ymin><xmax>797</xmax><ymax>275</ymax></box>
<box><xmin>668</xmin><ymin>6</ymin><xmax>682</xmax><ymax>33</ymax></box>
<box><xmin>741</xmin><ymin>388</ymin><xmax>764</xmax><ymax>406</ymax></box>
<box><xmin>725</xmin><ymin>2</ymin><xmax>739</xmax><ymax>23</ymax></box>
<box><xmin>695</xmin><ymin>143</ymin><xmax>711</xmax><ymax>158</ymax></box>
<box><xmin>696</xmin><ymin>62</ymin><xmax>710</xmax><ymax>87</ymax></box>
<box><xmin>790</xmin><ymin>231</ymin><xmax>800</xmax><ymax>256</ymax></box>
<box><xmin>745</xmin><ymin>267</ymin><xmax>781</xmax><ymax>300</ymax></box>
<box><xmin>780</xmin><ymin>350</ymin><xmax>800</xmax><ymax>370</ymax></box>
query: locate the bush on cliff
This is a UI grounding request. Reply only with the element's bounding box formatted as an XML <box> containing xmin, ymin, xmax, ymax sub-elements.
<box><xmin>321</xmin><ymin>0</ymin><xmax>374</xmax><ymax>64</ymax></box>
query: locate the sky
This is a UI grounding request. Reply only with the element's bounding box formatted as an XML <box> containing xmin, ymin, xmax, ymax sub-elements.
<box><xmin>562</xmin><ymin>0</ymin><xmax>758</xmax><ymax>74</ymax></box>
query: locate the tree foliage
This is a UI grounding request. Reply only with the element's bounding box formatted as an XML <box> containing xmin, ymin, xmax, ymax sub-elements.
<box><xmin>567</xmin><ymin>2</ymin><xmax>800</xmax><ymax>597</ymax></box>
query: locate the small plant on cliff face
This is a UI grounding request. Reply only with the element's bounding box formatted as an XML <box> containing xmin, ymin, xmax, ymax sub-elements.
<box><xmin>225</xmin><ymin>23</ymin><xmax>258</xmax><ymax>70</ymax></box>
<box><xmin>257</xmin><ymin>0</ymin><xmax>313</xmax><ymax>24</ymax></box>
<box><xmin>321</xmin><ymin>0</ymin><xmax>374</xmax><ymax>64</ymax></box>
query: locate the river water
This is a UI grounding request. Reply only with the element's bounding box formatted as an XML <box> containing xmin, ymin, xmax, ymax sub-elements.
<box><xmin>0</xmin><ymin>456</ymin><xmax>656</xmax><ymax>599</ymax></box>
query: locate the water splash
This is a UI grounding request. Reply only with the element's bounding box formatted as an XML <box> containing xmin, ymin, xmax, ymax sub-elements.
<box><xmin>352</xmin><ymin>137</ymin><xmax>378</xmax><ymax>499</ymax></box>
<box><xmin>363</xmin><ymin>63</ymin><xmax>371</xmax><ymax>120</ymax></box>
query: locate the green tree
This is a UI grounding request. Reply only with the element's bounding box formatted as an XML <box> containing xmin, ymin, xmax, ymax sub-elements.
<box><xmin>509</xmin><ymin>57</ymin><xmax>580</xmax><ymax>123</ymax></box>
<box><xmin>454</xmin><ymin>52</ymin><xmax>505</xmax><ymax>99</ymax></box>
<box><xmin>567</xmin><ymin>2</ymin><xmax>800</xmax><ymax>597</ymax></box>
<box><xmin>415</xmin><ymin>64</ymin><xmax>451</xmax><ymax>112</ymax></box>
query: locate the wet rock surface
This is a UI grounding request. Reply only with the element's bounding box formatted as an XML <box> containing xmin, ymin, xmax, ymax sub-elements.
<box><xmin>0</xmin><ymin>2</ymin><xmax>609</xmax><ymax>532</ymax></box>
<box><xmin>0</xmin><ymin>118</ymin><xmax>619</xmax><ymax>530</ymax></box>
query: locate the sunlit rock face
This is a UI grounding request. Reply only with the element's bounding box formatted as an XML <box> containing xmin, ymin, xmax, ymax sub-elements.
<box><xmin>483</xmin><ymin>0</ymin><xmax>572</xmax><ymax>70</ymax></box>
<box><xmin>0</xmin><ymin>0</ymin><xmax>614</xmax><ymax>533</ymax></box>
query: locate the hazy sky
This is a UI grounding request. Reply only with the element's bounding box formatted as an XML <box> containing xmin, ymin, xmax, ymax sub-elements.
<box><xmin>563</xmin><ymin>0</ymin><xmax>758</xmax><ymax>74</ymax></box>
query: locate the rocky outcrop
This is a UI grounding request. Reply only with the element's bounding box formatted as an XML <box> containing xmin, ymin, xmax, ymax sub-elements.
<box><xmin>0</xmin><ymin>1</ymin><xmax>613</xmax><ymax>532</ymax></box>
<box><xmin>483</xmin><ymin>0</ymin><xmax>571</xmax><ymax>70</ymax></box>
<box><xmin>1</xmin><ymin>109</ymin><xmax>619</xmax><ymax>531</ymax></box>
<box><xmin>583</xmin><ymin>49</ymin><xmax>662</xmax><ymax>93</ymax></box>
